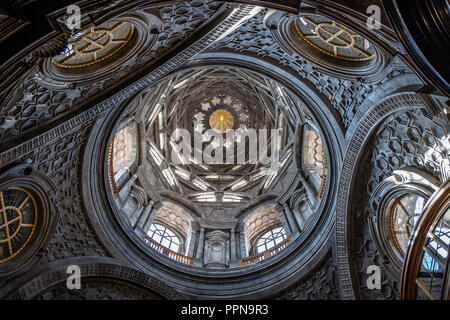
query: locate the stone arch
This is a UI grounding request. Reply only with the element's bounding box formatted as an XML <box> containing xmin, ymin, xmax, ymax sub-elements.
<box><xmin>242</xmin><ymin>203</ymin><xmax>284</xmax><ymax>255</ymax></box>
<box><xmin>1</xmin><ymin>257</ymin><xmax>184</xmax><ymax>300</ymax></box>
<box><xmin>335</xmin><ymin>92</ymin><xmax>430</xmax><ymax>300</ymax></box>
<box><xmin>151</xmin><ymin>200</ymin><xmax>196</xmax><ymax>254</ymax></box>
<box><xmin>369</xmin><ymin>168</ymin><xmax>440</xmax><ymax>274</ymax></box>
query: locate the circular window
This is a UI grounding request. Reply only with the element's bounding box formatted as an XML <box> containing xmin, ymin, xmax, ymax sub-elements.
<box><xmin>389</xmin><ymin>193</ymin><xmax>426</xmax><ymax>256</ymax></box>
<box><xmin>270</xmin><ymin>12</ymin><xmax>385</xmax><ymax>80</ymax></box>
<box><xmin>43</xmin><ymin>17</ymin><xmax>152</xmax><ymax>84</ymax></box>
<box><xmin>52</xmin><ymin>22</ymin><xmax>135</xmax><ymax>70</ymax></box>
<box><xmin>193</xmin><ymin>94</ymin><xmax>250</xmax><ymax>135</ymax></box>
<box><xmin>293</xmin><ymin>17</ymin><xmax>376</xmax><ymax>62</ymax></box>
<box><xmin>0</xmin><ymin>187</ymin><xmax>38</xmax><ymax>263</ymax></box>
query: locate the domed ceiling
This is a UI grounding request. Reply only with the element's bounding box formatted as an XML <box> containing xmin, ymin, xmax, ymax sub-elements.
<box><xmin>108</xmin><ymin>64</ymin><xmax>329</xmax><ymax>274</ymax></box>
<box><xmin>4</xmin><ymin>0</ymin><xmax>447</xmax><ymax>301</ymax></box>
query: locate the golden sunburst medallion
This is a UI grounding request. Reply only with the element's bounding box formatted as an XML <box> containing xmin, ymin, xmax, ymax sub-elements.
<box><xmin>209</xmin><ymin>109</ymin><xmax>234</xmax><ymax>133</ymax></box>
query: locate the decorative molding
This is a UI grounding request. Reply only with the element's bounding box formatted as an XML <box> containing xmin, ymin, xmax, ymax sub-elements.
<box><xmin>0</xmin><ymin>1</ymin><xmax>225</xmax><ymax>143</ymax></box>
<box><xmin>349</xmin><ymin>107</ymin><xmax>448</xmax><ymax>299</ymax></box>
<box><xmin>335</xmin><ymin>92</ymin><xmax>426</xmax><ymax>300</ymax></box>
<box><xmin>0</xmin><ymin>170</ymin><xmax>58</xmax><ymax>276</ymax></box>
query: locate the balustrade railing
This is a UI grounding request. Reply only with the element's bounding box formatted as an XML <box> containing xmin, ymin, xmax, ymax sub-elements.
<box><xmin>108</xmin><ymin>140</ymin><xmax>119</xmax><ymax>199</ymax></box>
<box><xmin>238</xmin><ymin>236</ymin><xmax>293</xmax><ymax>266</ymax></box>
<box><xmin>317</xmin><ymin>156</ymin><xmax>327</xmax><ymax>202</ymax></box>
<box><xmin>141</xmin><ymin>233</ymin><xmax>194</xmax><ymax>265</ymax></box>
<box><xmin>142</xmin><ymin>232</ymin><xmax>293</xmax><ymax>267</ymax></box>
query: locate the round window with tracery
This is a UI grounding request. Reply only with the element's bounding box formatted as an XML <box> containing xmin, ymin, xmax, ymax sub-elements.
<box><xmin>209</xmin><ymin>109</ymin><xmax>234</xmax><ymax>133</ymax></box>
<box><xmin>193</xmin><ymin>95</ymin><xmax>249</xmax><ymax>135</ymax></box>
<box><xmin>52</xmin><ymin>21</ymin><xmax>135</xmax><ymax>70</ymax></box>
<box><xmin>293</xmin><ymin>16</ymin><xmax>376</xmax><ymax>62</ymax></box>
<box><xmin>390</xmin><ymin>193</ymin><xmax>426</xmax><ymax>256</ymax></box>
<box><xmin>0</xmin><ymin>187</ymin><xmax>38</xmax><ymax>263</ymax></box>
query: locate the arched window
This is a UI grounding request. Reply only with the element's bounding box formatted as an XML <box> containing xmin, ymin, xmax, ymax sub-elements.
<box><xmin>255</xmin><ymin>227</ymin><xmax>287</xmax><ymax>253</ymax></box>
<box><xmin>390</xmin><ymin>193</ymin><xmax>426</xmax><ymax>256</ymax></box>
<box><xmin>147</xmin><ymin>223</ymin><xmax>180</xmax><ymax>253</ymax></box>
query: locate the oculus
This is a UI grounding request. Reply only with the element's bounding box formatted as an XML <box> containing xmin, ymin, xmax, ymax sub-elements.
<box><xmin>389</xmin><ymin>193</ymin><xmax>425</xmax><ymax>256</ymax></box>
<box><xmin>269</xmin><ymin>12</ymin><xmax>385</xmax><ymax>81</ymax></box>
<box><xmin>0</xmin><ymin>187</ymin><xmax>38</xmax><ymax>263</ymax></box>
<box><xmin>209</xmin><ymin>109</ymin><xmax>234</xmax><ymax>133</ymax></box>
<box><xmin>53</xmin><ymin>21</ymin><xmax>135</xmax><ymax>69</ymax></box>
<box><xmin>293</xmin><ymin>16</ymin><xmax>376</xmax><ymax>62</ymax></box>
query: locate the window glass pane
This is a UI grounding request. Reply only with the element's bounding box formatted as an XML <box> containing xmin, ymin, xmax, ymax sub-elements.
<box><xmin>153</xmin><ymin>234</ymin><xmax>162</xmax><ymax>243</ymax></box>
<box><xmin>390</xmin><ymin>194</ymin><xmax>426</xmax><ymax>256</ymax></box>
<box><xmin>255</xmin><ymin>227</ymin><xmax>286</xmax><ymax>253</ymax></box>
<box><xmin>171</xmin><ymin>243</ymin><xmax>179</xmax><ymax>252</ymax></box>
<box><xmin>147</xmin><ymin>223</ymin><xmax>181</xmax><ymax>252</ymax></box>
<box><xmin>421</xmin><ymin>251</ymin><xmax>441</xmax><ymax>272</ymax></box>
<box><xmin>165</xmin><ymin>228</ymin><xmax>176</xmax><ymax>237</ymax></box>
<box><xmin>161</xmin><ymin>238</ymin><xmax>170</xmax><ymax>248</ymax></box>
